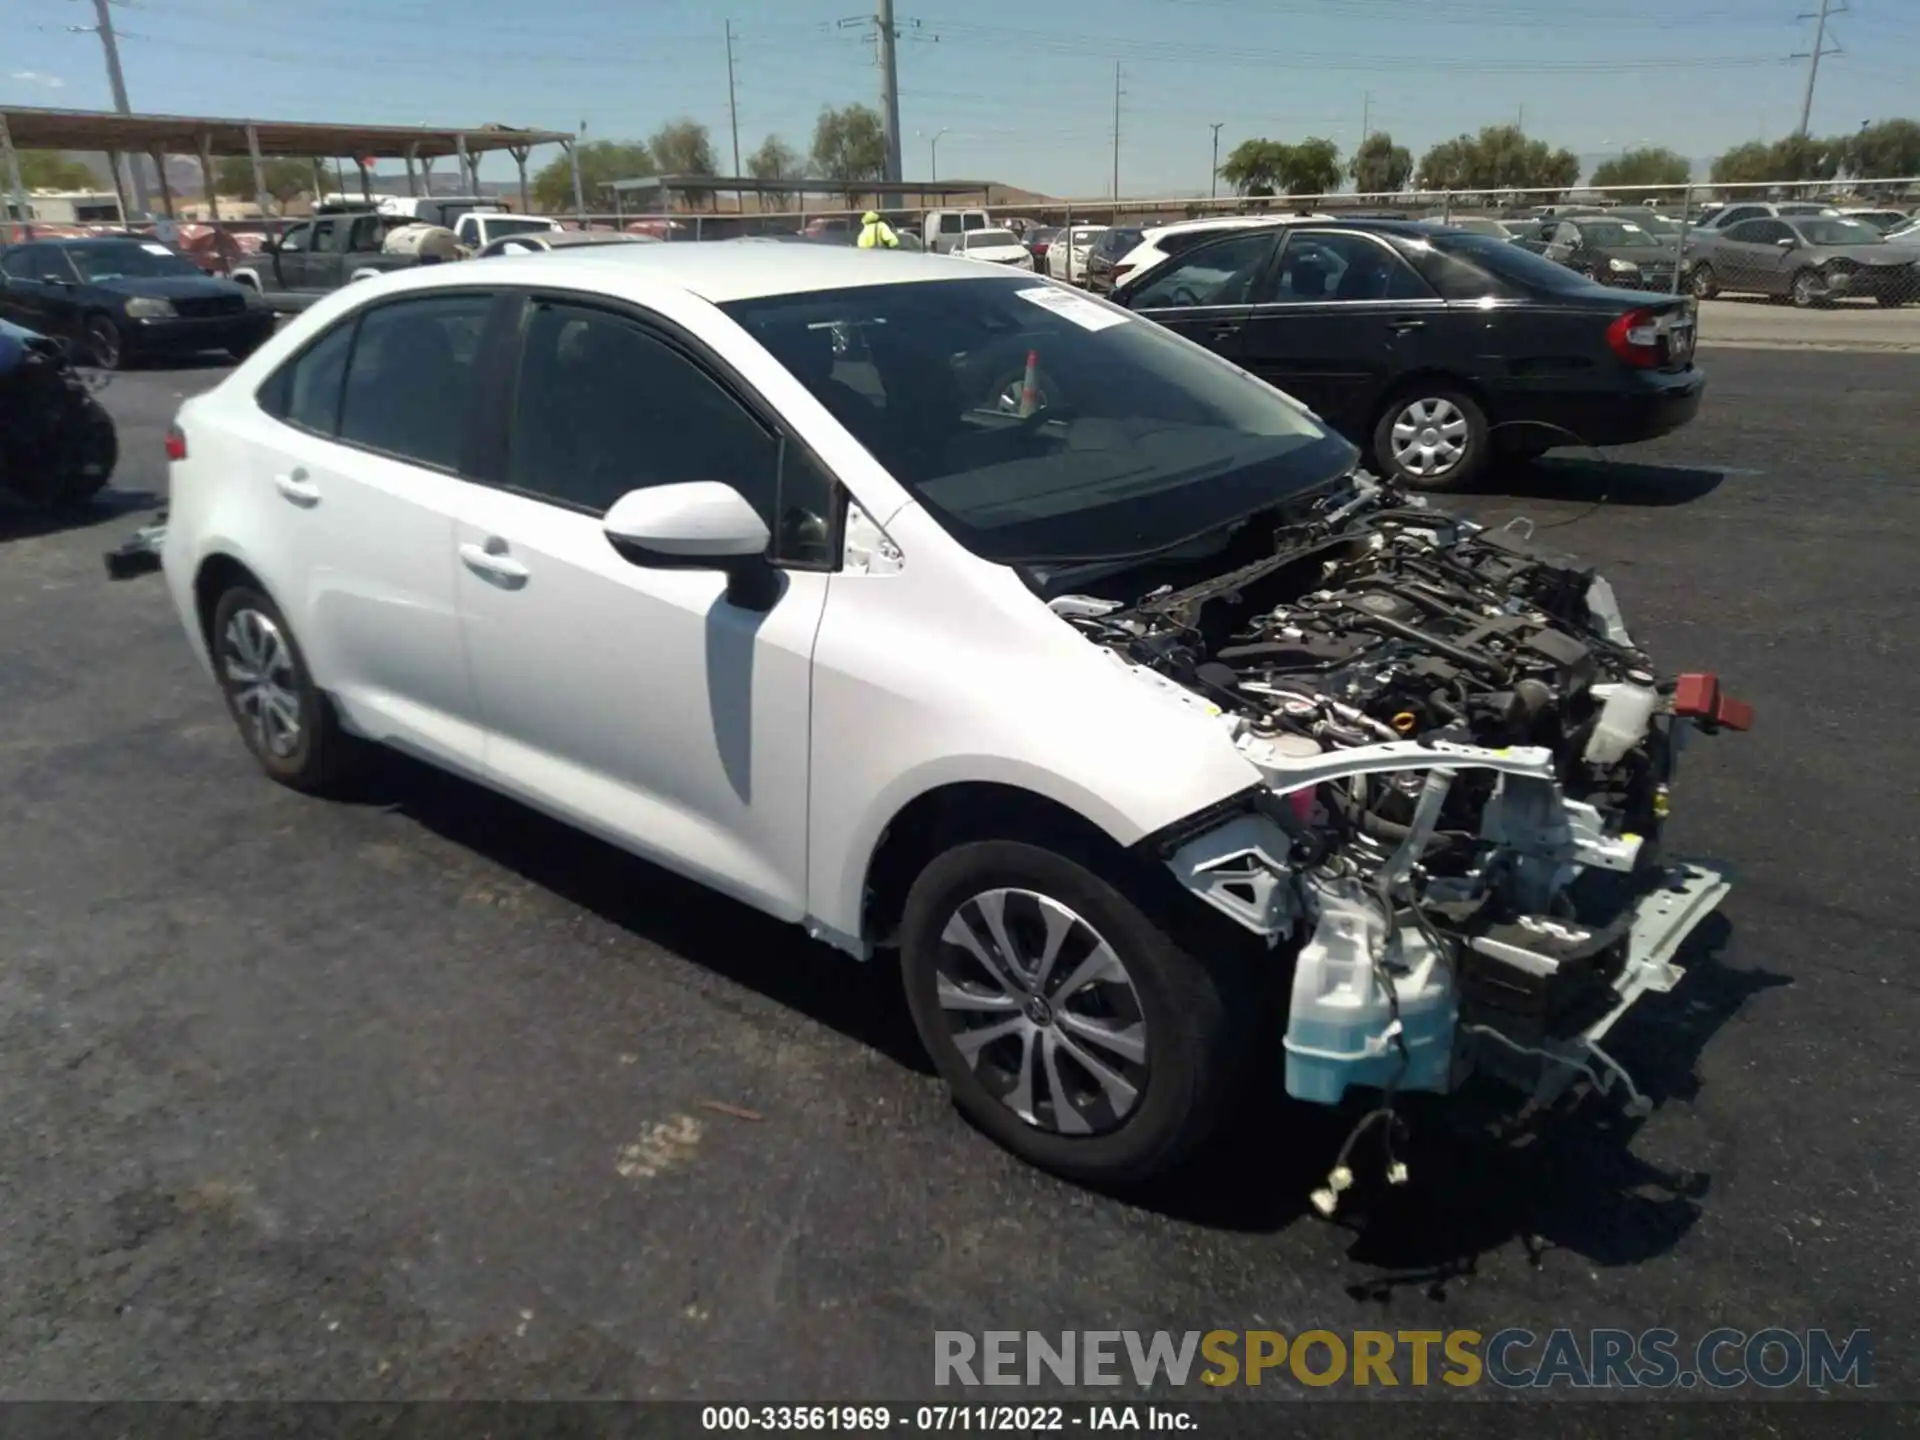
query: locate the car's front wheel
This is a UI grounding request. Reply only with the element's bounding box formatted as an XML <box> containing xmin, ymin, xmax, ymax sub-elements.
<box><xmin>210</xmin><ymin>584</ymin><xmax>364</xmax><ymax>793</ymax></box>
<box><xmin>84</xmin><ymin>313</ymin><xmax>124</xmax><ymax>370</ymax></box>
<box><xmin>1689</xmin><ymin>263</ymin><xmax>1719</xmax><ymax>300</ymax></box>
<box><xmin>1790</xmin><ymin>269</ymin><xmax>1824</xmax><ymax>309</ymax></box>
<box><xmin>1371</xmin><ymin>386</ymin><xmax>1488</xmax><ymax>492</ymax></box>
<box><xmin>900</xmin><ymin>840</ymin><xmax>1253</xmax><ymax>1185</ymax></box>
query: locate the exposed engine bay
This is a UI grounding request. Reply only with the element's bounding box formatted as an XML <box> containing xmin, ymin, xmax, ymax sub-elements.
<box><xmin>1049</xmin><ymin>475</ymin><xmax>1752</xmax><ymax>1212</ymax></box>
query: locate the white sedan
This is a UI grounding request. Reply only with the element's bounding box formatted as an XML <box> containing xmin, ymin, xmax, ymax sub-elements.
<box><xmin>158</xmin><ymin>244</ymin><xmax>1742</xmax><ymax>1189</ymax></box>
<box><xmin>1047</xmin><ymin>224</ymin><xmax>1107</xmax><ymax>284</ymax></box>
<box><xmin>951</xmin><ymin>227</ymin><xmax>1034</xmax><ymax>268</ymax></box>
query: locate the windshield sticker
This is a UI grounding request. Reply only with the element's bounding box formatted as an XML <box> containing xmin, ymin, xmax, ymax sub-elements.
<box><xmin>1620</xmin><ymin>223</ymin><xmax>1643</xmax><ymax>232</ymax></box>
<box><xmin>141</xmin><ymin>243</ymin><xmax>174</xmax><ymax>256</ymax></box>
<box><xmin>1015</xmin><ymin>286</ymin><xmax>1128</xmax><ymax>332</ymax></box>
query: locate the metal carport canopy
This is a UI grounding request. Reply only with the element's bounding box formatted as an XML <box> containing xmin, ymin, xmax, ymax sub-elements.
<box><xmin>0</xmin><ymin>104</ymin><xmax>570</xmax><ymax>160</ymax></box>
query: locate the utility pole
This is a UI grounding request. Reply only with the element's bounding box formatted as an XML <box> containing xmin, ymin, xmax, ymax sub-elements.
<box><xmin>1360</xmin><ymin>92</ymin><xmax>1371</xmax><ymax>146</ymax></box>
<box><xmin>725</xmin><ymin>21</ymin><xmax>742</xmax><ymax>180</ymax></box>
<box><xmin>72</xmin><ymin>0</ymin><xmax>149</xmax><ymax>215</ymax></box>
<box><xmin>1794</xmin><ymin>0</ymin><xmax>1844</xmax><ymax>137</ymax></box>
<box><xmin>876</xmin><ymin>0</ymin><xmax>903</xmax><ymax>184</ymax></box>
<box><xmin>1210</xmin><ymin>122</ymin><xmax>1223</xmax><ymax>199</ymax></box>
<box><xmin>1111</xmin><ymin>61</ymin><xmax>1122</xmax><ymax>201</ymax></box>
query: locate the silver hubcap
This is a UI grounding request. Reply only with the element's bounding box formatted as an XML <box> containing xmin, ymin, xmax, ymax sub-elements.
<box><xmin>935</xmin><ymin>888</ymin><xmax>1149</xmax><ymax>1136</ymax></box>
<box><xmin>1795</xmin><ymin>275</ymin><xmax>1816</xmax><ymax>303</ymax></box>
<box><xmin>221</xmin><ymin>608</ymin><xmax>302</xmax><ymax>758</ymax></box>
<box><xmin>1390</xmin><ymin>397</ymin><xmax>1470</xmax><ymax>477</ymax></box>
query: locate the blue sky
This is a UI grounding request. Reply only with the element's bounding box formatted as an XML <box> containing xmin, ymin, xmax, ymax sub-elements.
<box><xmin>7</xmin><ymin>0</ymin><xmax>1918</xmax><ymax>196</ymax></box>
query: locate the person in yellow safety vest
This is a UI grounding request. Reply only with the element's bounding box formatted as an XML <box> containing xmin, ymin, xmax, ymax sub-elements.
<box><xmin>856</xmin><ymin>210</ymin><xmax>900</xmax><ymax>249</ymax></box>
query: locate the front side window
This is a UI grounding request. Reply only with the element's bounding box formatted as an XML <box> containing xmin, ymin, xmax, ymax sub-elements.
<box><xmin>336</xmin><ymin>293</ymin><xmax>494</xmax><ymax>469</ymax></box>
<box><xmin>1722</xmin><ymin>220</ymin><xmax>1770</xmax><ymax>244</ymax></box>
<box><xmin>722</xmin><ymin>275</ymin><xmax>1353</xmax><ymax>567</ymax></box>
<box><xmin>1268</xmin><ymin>232</ymin><xmax>1432</xmax><ymax>302</ymax></box>
<box><xmin>310</xmin><ymin>220</ymin><xmax>343</xmax><ymax>254</ymax></box>
<box><xmin>1128</xmin><ymin>231</ymin><xmax>1277</xmax><ymax>309</ymax></box>
<box><xmin>277</xmin><ymin>223</ymin><xmax>312</xmax><ymax>253</ymax></box>
<box><xmin>963</xmin><ymin>213</ymin><xmax>987</xmax><ymax>231</ymax></box>
<box><xmin>1</xmin><ymin>246</ymin><xmax>49</xmax><ymax>280</ymax></box>
<box><xmin>505</xmin><ymin>300</ymin><xmax>778</xmax><ymax>522</ymax></box>
<box><xmin>1790</xmin><ymin>217</ymin><xmax>1883</xmax><ymax>246</ymax></box>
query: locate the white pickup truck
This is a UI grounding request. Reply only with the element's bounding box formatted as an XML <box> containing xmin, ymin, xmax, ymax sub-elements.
<box><xmin>451</xmin><ymin>211</ymin><xmax>564</xmax><ymax>249</ymax></box>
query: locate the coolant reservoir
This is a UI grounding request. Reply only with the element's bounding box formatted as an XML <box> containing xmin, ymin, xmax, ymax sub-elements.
<box><xmin>1283</xmin><ymin>877</ymin><xmax>1457</xmax><ymax>1105</ymax></box>
<box><xmin>1247</xmin><ymin>729</ymin><xmax>1321</xmax><ymax>822</ymax></box>
<box><xmin>1583</xmin><ymin>683</ymin><xmax>1660</xmax><ymax>767</ymax></box>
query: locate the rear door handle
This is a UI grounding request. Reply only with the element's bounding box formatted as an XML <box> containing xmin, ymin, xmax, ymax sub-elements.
<box><xmin>1390</xmin><ymin>320</ymin><xmax>1427</xmax><ymax>334</ymax></box>
<box><xmin>1205</xmin><ymin>320</ymin><xmax>1243</xmax><ymax>340</ymax></box>
<box><xmin>273</xmin><ymin>469</ymin><xmax>320</xmax><ymax>505</ymax></box>
<box><xmin>459</xmin><ymin>540</ymin><xmax>530</xmax><ymax>587</ymax></box>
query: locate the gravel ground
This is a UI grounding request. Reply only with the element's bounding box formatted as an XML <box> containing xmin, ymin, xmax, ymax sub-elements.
<box><xmin>1</xmin><ymin>348</ymin><xmax>1916</xmax><ymax>1415</ymax></box>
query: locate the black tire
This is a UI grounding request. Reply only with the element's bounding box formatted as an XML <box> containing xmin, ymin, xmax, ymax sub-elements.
<box><xmin>209</xmin><ymin>584</ymin><xmax>364</xmax><ymax>794</ymax></box>
<box><xmin>1689</xmin><ymin>263</ymin><xmax>1718</xmax><ymax>300</ymax></box>
<box><xmin>49</xmin><ymin>395</ymin><xmax>116</xmax><ymax>516</ymax></box>
<box><xmin>1370</xmin><ymin>384</ymin><xmax>1489</xmax><ymax>492</ymax></box>
<box><xmin>899</xmin><ymin>840</ymin><xmax>1254</xmax><ymax>1186</ymax></box>
<box><xmin>84</xmin><ymin>313</ymin><xmax>124</xmax><ymax>371</ymax></box>
<box><xmin>1790</xmin><ymin>269</ymin><xmax>1823</xmax><ymax>309</ymax></box>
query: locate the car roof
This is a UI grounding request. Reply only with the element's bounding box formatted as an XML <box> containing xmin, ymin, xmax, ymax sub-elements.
<box><xmin>406</xmin><ymin>240</ymin><xmax>1012</xmax><ymax>302</ymax></box>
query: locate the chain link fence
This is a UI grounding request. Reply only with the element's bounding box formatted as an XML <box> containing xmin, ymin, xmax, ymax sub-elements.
<box><xmin>8</xmin><ymin>175</ymin><xmax>1915</xmax><ymax>306</ymax></box>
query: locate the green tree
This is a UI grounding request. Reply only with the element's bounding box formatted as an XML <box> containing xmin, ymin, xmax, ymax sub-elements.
<box><xmin>809</xmin><ymin>104</ymin><xmax>887</xmax><ymax>201</ymax></box>
<box><xmin>1279</xmin><ymin>137</ymin><xmax>1342</xmax><ymax>196</ymax></box>
<box><xmin>1769</xmin><ymin>133</ymin><xmax>1843</xmax><ymax>185</ymax></box>
<box><xmin>746</xmin><ymin>134</ymin><xmax>801</xmax><ymax>210</ymax></box>
<box><xmin>1589</xmin><ymin>146</ymin><xmax>1691</xmax><ymax>200</ymax></box>
<box><xmin>1709</xmin><ymin>140</ymin><xmax>1774</xmax><ymax>186</ymax></box>
<box><xmin>18</xmin><ymin>151</ymin><xmax>101</xmax><ymax>190</ymax></box>
<box><xmin>649</xmin><ymin>118</ymin><xmax>718</xmax><ymax>210</ymax></box>
<box><xmin>531</xmin><ymin>139</ymin><xmax>653</xmax><ymax>214</ymax></box>
<box><xmin>211</xmin><ymin>156</ymin><xmax>313</xmax><ymax>212</ymax></box>
<box><xmin>1217</xmin><ymin>138</ymin><xmax>1289</xmax><ymax>196</ymax></box>
<box><xmin>1845</xmin><ymin>118</ymin><xmax>1920</xmax><ymax>180</ymax></box>
<box><xmin>1348</xmin><ymin>131</ymin><xmax>1413</xmax><ymax>196</ymax></box>
<box><xmin>1415</xmin><ymin>126</ymin><xmax>1579</xmax><ymax>198</ymax></box>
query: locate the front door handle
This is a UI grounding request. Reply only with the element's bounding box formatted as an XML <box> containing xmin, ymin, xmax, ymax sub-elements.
<box><xmin>459</xmin><ymin>539</ymin><xmax>530</xmax><ymax>587</ymax></box>
<box><xmin>1389</xmin><ymin>320</ymin><xmax>1427</xmax><ymax>335</ymax></box>
<box><xmin>273</xmin><ymin>469</ymin><xmax>320</xmax><ymax>505</ymax></box>
<box><xmin>1205</xmin><ymin>320</ymin><xmax>1243</xmax><ymax>340</ymax></box>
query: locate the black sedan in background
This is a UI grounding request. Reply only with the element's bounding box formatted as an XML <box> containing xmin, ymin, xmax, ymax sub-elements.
<box><xmin>1082</xmin><ymin>226</ymin><xmax>1145</xmax><ymax>294</ymax></box>
<box><xmin>0</xmin><ymin>237</ymin><xmax>275</xmax><ymax>369</ymax></box>
<box><xmin>1541</xmin><ymin>214</ymin><xmax>1682</xmax><ymax>291</ymax></box>
<box><xmin>1111</xmin><ymin>217</ymin><xmax>1704</xmax><ymax>490</ymax></box>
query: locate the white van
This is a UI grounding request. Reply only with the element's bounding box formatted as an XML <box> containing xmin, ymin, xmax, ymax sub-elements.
<box><xmin>923</xmin><ymin>208</ymin><xmax>993</xmax><ymax>254</ymax></box>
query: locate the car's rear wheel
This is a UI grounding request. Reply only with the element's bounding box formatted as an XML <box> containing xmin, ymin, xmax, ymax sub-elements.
<box><xmin>899</xmin><ymin>840</ymin><xmax>1253</xmax><ymax>1186</ymax></box>
<box><xmin>210</xmin><ymin>585</ymin><xmax>363</xmax><ymax>794</ymax></box>
<box><xmin>1372</xmin><ymin>386</ymin><xmax>1488</xmax><ymax>492</ymax></box>
<box><xmin>84</xmin><ymin>314</ymin><xmax>124</xmax><ymax>370</ymax></box>
<box><xmin>1688</xmin><ymin>263</ymin><xmax>1718</xmax><ymax>300</ymax></box>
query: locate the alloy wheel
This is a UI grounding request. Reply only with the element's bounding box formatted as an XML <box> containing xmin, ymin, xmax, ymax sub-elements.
<box><xmin>86</xmin><ymin>317</ymin><xmax>122</xmax><ymax>370</ymax></box>
<box><xmin>1389</xmin><ymin>397</ymin><xmax>1470</xmax><ymax>479</ymax></box>
<box><xmin>933</xmin><ymin>888</ymin><xmax>1150</xmax><ymax>1136</ymax></box>
<box><xmin>221</xmin><ymin>608</ymin><xmax>303</xmax><ymax>759</ymax></box>
<box><xmin>1792</xmin><ymin>272</ymin><xmax>1820</xmax><ymax>308</ymax></box>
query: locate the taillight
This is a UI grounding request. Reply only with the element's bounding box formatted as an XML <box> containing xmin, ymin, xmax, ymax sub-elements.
<box><xmin>1606</xmin><ymin>307</ymin><xmax>1665</xmax><ymax>368</ymax></box>
<box><xmin>164</xmin><ymin>423</ymin><xmax>187</xmax><ymax>461</ymax></box>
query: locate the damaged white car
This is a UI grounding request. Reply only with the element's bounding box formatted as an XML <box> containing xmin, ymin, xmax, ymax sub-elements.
<box><xmin>157</xmin><ymin>247</ymin><xmax>1750</xmax><ymax>1189</ymax></box>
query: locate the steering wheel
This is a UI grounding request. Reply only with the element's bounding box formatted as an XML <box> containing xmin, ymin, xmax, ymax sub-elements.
<box><xmin>1169</xmin><ymin>284</ymin><xmax>1203</xmax><ymax>307</ymax></box>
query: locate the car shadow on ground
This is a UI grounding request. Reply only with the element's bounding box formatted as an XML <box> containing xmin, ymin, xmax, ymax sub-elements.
<box><xmin>0</xmin><ymin>486</ymin><xmax>160</xmax><ymax>542</ymax></box>
<box><xmin>1478</xmin><ymin>455</ymin><xmax>1727</xmax><ymax>507</ymax></box>
<box><xmin>348</xmin><ymin>750</ymin><xmax>936</xmax><ymax>1077</ymax></box>
<box><xmin>1128</xmin><ymin>914</ymin><xmax>1792</xmax><ymax>1281</ymax></box>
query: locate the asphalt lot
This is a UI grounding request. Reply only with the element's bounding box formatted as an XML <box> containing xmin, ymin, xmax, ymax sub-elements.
<box><xmin>2</xmin><ymin>347</ymin><xmax>1917</xmax><ymax>1411</ymax></box>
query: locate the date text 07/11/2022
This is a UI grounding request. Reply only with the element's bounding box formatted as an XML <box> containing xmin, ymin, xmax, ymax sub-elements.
<box><xmin>699</xmin><ymin>1404</ymin><xmax>1193</xmax><ymax>1432</ymax></box>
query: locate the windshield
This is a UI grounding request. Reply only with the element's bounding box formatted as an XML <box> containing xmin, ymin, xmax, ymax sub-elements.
<box><xmin>67</xmin><ymin>242</ymin><xmax>201</xmax><ymax>281</ymax></box>
<box><xmin>1071</xmin><ymin>227</ymin><xmax>1105</xmax><ymax>245</ymax></box>
<box><xmin>1792</xmin><ymin>217</ymin><xmax>1883</xmax><ymax>246</ymax></box>
<box><xmin>1097</xmin><ymin>228</ymin><xmax>1143</xmax><ymax>257</ymax></box>
<box><xmin>721</xmin><ymin>277</ymin><xmax>1354</xmax><ymax>564</ymax></box>
<box><xmin>1419</xmin><ymin>230</ymin><xmax>1601</xmax><ymax>293</ymax></box>
<box><xmin>1583</xmin><ymin>221</ymin><xmax>1664</xmax><ymax>248</ymax></box>
<box><xmin>964</xmin><ymin>230</ymin><xmax>1019</xmax><ymax>248</ymax></box>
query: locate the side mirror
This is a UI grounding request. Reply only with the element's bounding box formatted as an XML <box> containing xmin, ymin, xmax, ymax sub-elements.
<box><xmin>42</xmin><ymin>273</ymin><xmax>70</xmax><ymax>286</ymax></box>
<box><xmin>1775</xmin><ymin>236</ymin><xmax>1797</xmax><ymax>250</ymax></box>
<box><xmin>602</xmin><ymin>481</ymin><xmax>780</xmax><ymax>611</ymax></box>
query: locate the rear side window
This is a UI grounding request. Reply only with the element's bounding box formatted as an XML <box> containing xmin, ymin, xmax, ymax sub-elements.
<box><xmin>258</xmin><ymin>318</ymin><xmax>355</xmax><ymax>434</ymax></box>
<box><xmin>963</xmin><ymin>213</ymin><xmax>987</xmax><ymax>231</ymax></box>
<box><xmin>939</xmin><ymin>214</ymin><xmax>962</xmax><ymax>234</ymax></box>
<box><xmin>336</xmin><ymin>293</ymin><xmax>494</xmax><ymax>470</ymax></box>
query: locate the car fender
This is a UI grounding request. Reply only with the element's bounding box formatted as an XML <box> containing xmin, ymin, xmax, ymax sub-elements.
<box><xmin>804</xmin><ymin>503</ymin><xmax>1264</xmax><ymax>950</ymax></box>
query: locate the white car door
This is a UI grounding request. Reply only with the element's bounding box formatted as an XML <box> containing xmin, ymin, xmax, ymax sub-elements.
<box><xmin>451</xmin><ymin>293</ymin><xmax>831</xmax><ymax>920</ymax></box>
<box><xmin>245</xmin><ymin>290</ymin><xmax>496</xmax><ymax>771</ymax></box>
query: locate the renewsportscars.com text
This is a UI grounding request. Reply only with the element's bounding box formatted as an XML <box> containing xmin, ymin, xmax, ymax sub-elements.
<box><xmin>934</xmin><ymin>1328</ymin><xmax>1873</xmax><ymax>1390</ymax></box>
